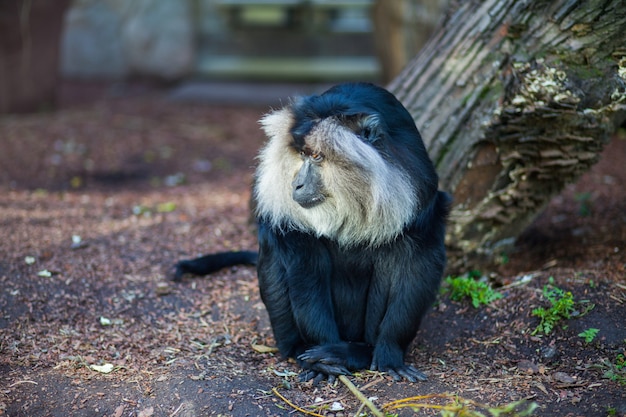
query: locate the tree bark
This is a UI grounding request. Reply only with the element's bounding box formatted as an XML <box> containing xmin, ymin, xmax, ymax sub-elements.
<box><xmin>0</xmin><ymin>0</ymin><xmax>70</xmax><ymax>114</ymax></box>
<box><xmin>389</xmin><ymin>0</ymin><xmax>626</xmax><ymax>269</ymax></box>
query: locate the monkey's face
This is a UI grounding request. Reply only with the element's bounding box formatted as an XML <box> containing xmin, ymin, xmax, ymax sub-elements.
<box><xmin>289</xmin><ymin>115</ymin><xmax>383</xmax><ymax>209</ymax></box>
<box><xmin>291</xmin><ymin>149</ymin><xmax>326</xmax><ymax>209</ymax></box>
<box><xmin>254</xmin><ymin>104</ymin><xmax>418</xmax><ymax>247</ymax></box>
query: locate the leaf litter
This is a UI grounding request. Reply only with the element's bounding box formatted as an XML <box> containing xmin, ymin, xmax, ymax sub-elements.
<box><xmin>0</xmin><ymin>83</ymin><xmax>624</xmax><ymax>416</ymax></box>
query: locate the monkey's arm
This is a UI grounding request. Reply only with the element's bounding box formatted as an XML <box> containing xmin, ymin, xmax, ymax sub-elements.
<box><xmin>368</xmin><ymin>245</ymin><xmax>442</xmax><ymax>382</ymax></box>
<box><xmin>369</xmin><ymin>191</ymin><xmax>449</xmax><ymax>381</ymax></box>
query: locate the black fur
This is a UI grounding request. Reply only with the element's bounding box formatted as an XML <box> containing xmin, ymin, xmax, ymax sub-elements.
<box><xmin>173</xmin><ymin>251</ymin><xmax>257</xmax><ymax>281</ymax></box>
<box><xmin>175</xmin><ymin>83</ymin><xmax>450</xmax><ymax>383</ymax></box>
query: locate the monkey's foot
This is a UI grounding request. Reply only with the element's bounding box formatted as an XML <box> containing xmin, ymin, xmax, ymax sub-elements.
<box><xmin>298</xmin><ymin>343</ymin><xmax>371</xmax><ymax>370</ymax></box>
<box><xmin>297</xmin><ymin>348</ymin><xmax>353</xmax><ymax>385</ymax></box>
<box><xmin>298</xmin><ymin>368</ymin><xmax>345</xmax><ymax>386</ymax></box>
<box><xmin>371</xmin><ymin>363</ymin><xmax>427</xmax><ymax>382</ymax></box>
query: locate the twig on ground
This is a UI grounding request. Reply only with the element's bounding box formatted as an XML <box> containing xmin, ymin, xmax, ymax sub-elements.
<box><xmin>271</xmin><ymin>387</ymin><xmax>325</xmax><ymax>417</ymax></box>
<box><xmin>338</xmin><ymin>375</ymin><xmax>384</xmax><ymax>417</ymax></box>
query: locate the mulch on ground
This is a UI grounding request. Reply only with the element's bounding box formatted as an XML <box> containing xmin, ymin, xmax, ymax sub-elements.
<box><xmin>1</xmin><ymin>82</ymin><xmax>625</xmax><ymax>416</ymax></box>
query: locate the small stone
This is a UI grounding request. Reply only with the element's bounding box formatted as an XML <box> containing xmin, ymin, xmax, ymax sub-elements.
<box><xmin>517</xmin><ymin>359</ymin><xmax>539</xmax><ymax>374</ymax></box>
<box><xmin>541</xmin><ymin>345</ymin><xmax>558</xmax><ymax>361</ymax></box>
<box><xmin>553</xmin><ymin>371</ymin><xmax>576</xmax><ymax>384</ymax></box>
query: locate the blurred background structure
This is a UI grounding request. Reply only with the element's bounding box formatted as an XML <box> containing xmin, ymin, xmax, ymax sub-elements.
<box><xmin>0</xmin><ymin>0</ymin><xmax>446</xmax><ymax>114</ymax></box>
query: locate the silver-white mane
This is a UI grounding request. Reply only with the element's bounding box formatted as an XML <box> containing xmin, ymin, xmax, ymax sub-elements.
<box><xmin>254</xmin><ymin>108</ymin><xmax>418</xmax><ymax>247</ymax></box>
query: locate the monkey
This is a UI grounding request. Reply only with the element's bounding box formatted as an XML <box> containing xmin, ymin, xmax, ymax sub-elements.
<box><xmin>175</xmin><ymin>82</ymin><xmax>450</xmax><ymax>384</ymax></box>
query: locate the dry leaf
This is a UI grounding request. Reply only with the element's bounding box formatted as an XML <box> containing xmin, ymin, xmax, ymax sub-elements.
<box><xmin>90</xmin><ymin>363</ymin><xmax>114</xmax><ymax>374</ymax></box>
<box><xmin>251</xmin><ymin>344</ymin><xmax>278</xmax><ymax>354</ymax></box>
<box><xmin>138</xmin><ymin>407</ymin><xmax>154</xmax><ymax>417</ymax></box>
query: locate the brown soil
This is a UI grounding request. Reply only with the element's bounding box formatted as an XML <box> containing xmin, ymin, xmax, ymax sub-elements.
<box><xmin>1</xmin><ymin>81</ymin><xmax>625</xmax><ymax>417</ymax></box>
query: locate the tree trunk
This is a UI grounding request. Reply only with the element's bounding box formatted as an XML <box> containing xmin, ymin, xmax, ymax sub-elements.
<box><xmin>0</xmin><ymin>0</ymin><xmax>70</xmax><ymax>114</ymax></box>
<box><xmin>389</xmin><ymin>0</ymin><xmax>626</xmax><ymax>269</ymax></box>
<box><xmin>372</xmin><ymin>0</ymin><xmax>448</xmax><ymax>83</ymax></box>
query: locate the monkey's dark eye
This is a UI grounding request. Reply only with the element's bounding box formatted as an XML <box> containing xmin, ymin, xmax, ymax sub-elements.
<box><xmin>299</xmin><ymin>149</ymin><xmax>324</xmax><ymax>162</ymax></box>
<box><xmin>311</xmin><ymin>152</ymin><xmax>324</xmax><ymax>162</ymax></box>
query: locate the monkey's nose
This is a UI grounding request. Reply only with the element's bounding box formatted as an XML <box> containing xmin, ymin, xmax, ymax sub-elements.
<box><xmin>292</xmin><ymin>182</ymin><xmax>325</xmax><ymax>208</ymax></box>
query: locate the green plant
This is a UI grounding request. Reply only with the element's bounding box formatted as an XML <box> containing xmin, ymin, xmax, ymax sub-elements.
<box><xmin>531</xmin><ymin>283</ymin><xmax>575</xmax><ymax>335</ymax></box>
<box><xmin>531</xmin><ymin>279</ymin><xmax>595</xmax><ymax>336</ymax></box>
<box><xmin>497</xmin><ymin>251</ymin><xmax>510</xmax><ymax>265</ymax></box>
<box><xmin>601</xmin><ymin>354</ymin><xmax>626</xmax><ymax>385</ymax></box>
<box><xmin>443</xmin><ymin>273</ymin><xmax>503</xmax><ymax>308</ymax></box>
<box><xmin>578</xmin><ymin>328</ymin><xmax>600</xmax><ymax>343</ymax></box>
<box><xmin>574</xmin><ymin>192</ymin><xmax>592</xmax><ymax>216</ymax></box>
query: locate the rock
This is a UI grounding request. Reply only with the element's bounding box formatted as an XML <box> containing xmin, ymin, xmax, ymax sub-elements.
<box><xmin>61</xmin><ymin>0</ymin><xmax>194</xmax><ymax>80</ymax></box>
<box><xmin>517</xmin><ymin>359</ymin><xmax>539</xmax><ymax>374</ymax></box>
<box><xmin>540</xmin><ymin>345</ymin><xmax>559</xmax><ymax>363</ymax></box>
<box><xmin>60</xmin><ymin>1</ymin><xmax>127</xmax><ymax>78</ymax></box>
<box><xmin>120</xmin><ymin>0</ymin><xmax>194</xmax><ymax>80</ymax></box>
<box><xmin>553</xmin><ymin>371</ymin><xmax>576</xmax><ymax>384</ymax></box>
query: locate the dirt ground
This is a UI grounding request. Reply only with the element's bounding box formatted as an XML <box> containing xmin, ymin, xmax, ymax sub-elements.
<box><xmin>1</xmin><ymin>81</ymin><xmax>625</xmax><ymax>417</ymax></box>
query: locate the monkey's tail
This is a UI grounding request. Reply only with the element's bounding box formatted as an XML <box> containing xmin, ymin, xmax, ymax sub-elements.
<box><xmin>173</xmin><ymin>251</ymin><xmax>258</xmax><ymax>281</ymax></box>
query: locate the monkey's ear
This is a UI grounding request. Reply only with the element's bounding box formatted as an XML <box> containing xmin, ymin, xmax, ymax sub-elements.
<box><xmin>259</xmin><ymin>108</ymin><xmax>293</xmax><ymax>140</ymax></box>
<box><xmin>357</xmin><ymin>114</ymin><xmax>383</xmax><ymax>143</ymax></box>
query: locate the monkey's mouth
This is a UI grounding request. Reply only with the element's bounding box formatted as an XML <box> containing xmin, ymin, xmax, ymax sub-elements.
<box><xmin>295</xmin><ymin>195</ymin><xmax>326</xmax><ymax>209</ymax></box>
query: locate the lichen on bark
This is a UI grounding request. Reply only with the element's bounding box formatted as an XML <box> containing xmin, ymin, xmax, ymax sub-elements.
<box><xmin>453</xmin><ymin>58</ymin><xmax>624</xmax><ymax>258</ymax></box>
